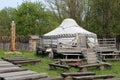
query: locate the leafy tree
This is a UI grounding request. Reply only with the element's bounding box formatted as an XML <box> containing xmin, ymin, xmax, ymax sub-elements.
<box><xmin>44</xmin><ymin>0</ymin><xmax>86</xmax><ymax>26</ymax></box>
<box><xmin>14</xmin><ymin>1</ymin><xmax>59</xmax><ymax>36</ymax></box>
<box><xmin>84</xmin><ymin>0</ymin><xmax>120</xmax><ymax>36</ymax></box>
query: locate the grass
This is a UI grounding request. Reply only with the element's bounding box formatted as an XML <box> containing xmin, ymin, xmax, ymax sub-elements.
<box><xmin>0</xmin><ymin>49</ymin><xmax>120</xmax><ymax>77</ymax></box>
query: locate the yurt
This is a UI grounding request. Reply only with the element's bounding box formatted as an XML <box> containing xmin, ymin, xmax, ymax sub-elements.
<box><xmin>43</xmin><ymin>18</ymin><xmax>98</xmax><ymax>48</ymax></box>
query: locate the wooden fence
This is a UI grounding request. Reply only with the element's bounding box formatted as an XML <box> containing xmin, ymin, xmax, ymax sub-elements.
<box><xmin>0</xmin><ymin>36</ymin><xmax>120</xmax><ymax>51</ymax></box>
<box><xmin>0</xmin><ymin>36</ymin><xmax>29</xmax><ymax>51</ymax></box>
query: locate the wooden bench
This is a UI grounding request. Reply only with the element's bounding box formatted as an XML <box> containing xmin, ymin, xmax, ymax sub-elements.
<box><xmin>61</xmin><ymin>72</ymin><xmax>96</xmax><ymax>78</ymax></box>
<box><xmin>2</xmin><ymin>57</ymin><xmax>40</xmax><ymax>65</ymax></box>
<box><xmin>12</xmin><ymin>59</ymin><xmax>40</xmax><ymax>65</ymax></box>
<box><xmin>38</xmin><ymin>76</ymin><xmax>64</xmax><ymax>80</ymax></box>
<box><xmin>72</xmin><ymin>74</ymin><xmax>114</xmax><ymax>80</ymax></box>
<box><xmin>49</xmin><ymin>63</ymin><xmax>70</xmax><ymax>71</ymax></box>
<box><xmin>59</xmin><ymin>59</ymin><xmax>82</xmax><ymax>66</ymax></box>
<box><xmin>78</xmin><ymin>63</ymin><xmax>112</xmax><ymax>72</ymax></box>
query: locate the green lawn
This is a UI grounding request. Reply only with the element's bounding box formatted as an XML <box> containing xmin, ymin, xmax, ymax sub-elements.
<box><xmin>0</xmin><ymin>49</ymin><xmax>120</xmax><ymax>77</ymax></box>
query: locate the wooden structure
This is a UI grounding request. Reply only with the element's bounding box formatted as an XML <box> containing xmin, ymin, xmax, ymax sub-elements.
<box><xmin>2</xmin><ymin>57</ymin><xmax>40</xmax><ymax>65</ymax></box>
<box><xmin>85</xmin><ymin>48</ymin><xmax>98</xmax><ymax>64</ymax></box>
<box><xmin>77</xmin><ymin>63</ymin><xmax>112</xmax><ymax>72</ymax></box>
<box><xmin>38</xmin><ymin>76</ymin><xmax>64</xmax><ymax>80</ymax></box>
<box><xmin>61</xmin><ymin>53</ymin><xmax>82</xmax><ymax>59</ymax></box>
<box><xmin>10</xmin><ymin>21</ymin><xmax>16</xmax><ymax>51</ymax></box>
<box><xmin>29</xmin><ymin>35</ymin><xmax>39</xmax><ymax>51</ymax></box>
<box><xmin>49</xmin><ymin>60</ymin><xmax>70</xmax><ymax>71</ymax></box>
<box><xmin>98</xmin><ymin>38</ymin><xmax>120</xmax><ymax>61</ymax></box>
<box><xmin>72</xmin><ymin>74</ymin><xmax>114</xmax><ymax>80</ymax></box>
<box><xmin>0</xmin><ymin>59</ymin><xmax>48</xmax><ymax>80</ymax></box>
<box><xmin>49</xmin><ymin>59</ymin><xmax>83</xmax><ymax>71</ymax></box>
<box><xmin>60</xmin><ymin>72</ymin><xmax>114</xmax><ymax>80</ymax></box>
<box><xmin>49</xmin><ymin>63</ymin><xmax>70</xmax><ymax>71</ymax></box>
<box><xmin>61</xmin><ymin>72</ymin><xmax>96</xmax><ymax>78</ymax></box>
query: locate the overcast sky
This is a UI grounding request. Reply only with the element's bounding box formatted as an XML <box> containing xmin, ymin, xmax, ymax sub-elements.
<box><xmin>0</xmin><ymin>0</ymin><xmax>43</xmax><ymax>10</ymax></box>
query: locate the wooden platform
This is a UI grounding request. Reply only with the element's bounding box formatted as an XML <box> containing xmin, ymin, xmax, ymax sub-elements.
<box><xmin>2</xmin><ymin>57</ymin><xmax>40</xmax><ymax>65</ymax></box>
<box><xmin>0</xmin><ymin>71</ymin><xmax>48</xmax><ymax>80</ymax></box>
<box><xmin>0</xmin><ymin>59</ymin><xmax>48</xmax><ymax>80</ymax></box>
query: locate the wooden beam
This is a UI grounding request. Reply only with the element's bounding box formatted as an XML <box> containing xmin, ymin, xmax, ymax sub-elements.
<box><xmin>10</xmin><ymin>21</ymin><xmax>16</xmax><ymax>52</ymax></box>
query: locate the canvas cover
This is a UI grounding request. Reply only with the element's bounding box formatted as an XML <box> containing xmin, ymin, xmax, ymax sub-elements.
<box><xmin>44</xmin><ymin>18</ymin><xmax>98</xmax><ymax>48</ymax></box>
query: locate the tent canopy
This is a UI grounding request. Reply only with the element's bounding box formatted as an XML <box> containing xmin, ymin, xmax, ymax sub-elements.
<box><xmin>43</xmin><ymin>18</ymin><xmax>98</xmax><ymax>48</ymax></box>
<box><xmin>44</xmin><ymin>18</ymin><xmax>96</xmax><ymax>37</ymax></box>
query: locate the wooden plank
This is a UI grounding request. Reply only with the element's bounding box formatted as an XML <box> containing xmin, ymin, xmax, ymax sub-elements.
<box><xmin>78</xmin><ymin>63</ymin><xmax>111</xmax><ymax>72</ymax></box>
<box><xmin>0</xmin><ymin>61</ymin><xmax>13</xmax><ymax>64</ymax></box>
<box><xmin>0</xmin><ymin>64</ymin><xmax>16</xmax><ymax>67</ymax></box>
<box><xmin>4</xmin><ymin>73</ymin><xmax>48</xmax><ymax>80</ymax></box>
<box><xmin>12</xmin><ymin>59</ymin><xmax>40</xmax><ymax>64</ymax></box>
<box><xmin>38</xmin><ymin>76</ymin><xmax>64</xmax><ymax>80</ymax></box>
<box><xmin>61</xmin><ymin>72</ymin><xmax>95</xmax><ymax>78</ymax></box>
<box><xmin>0</xmin><ymin>70</ymin><xmax>37</xmax><ymax>77</ymax></box>
<box><xmin>49</xmin><ymin>63</ymin><xmax>70</xmax><ymax>71</ymax></box>
<box><xmin>101</xmin><ymin>54</ymin><xmax>119</xmax><ymax>56</ymax></box>
<box><xmin>62</xmin><ymin>54</ymin><xmax>82</xmax><ymax>56</ymax></box>
<box><xmin>60</xmin><ymin>59</ymin><xmax>81</xmax><ymax>62</ymax></box>
<box><xmin>104</xmin><ymin>78</ymin><xmax>120</xmax><ymax>80</ymax></box>
<box><xmin>0</xmin><ymin>67</ymin><xmax>27</xmax><ymax>73</ymax></box>
<box><xmin>2</xmin><ymin>57</ymin><xmax>36</xmax><ymax>61</ymax></box>
<box><xmin>72</xmin><ymin>75</ymin><xmax>114</xmax><ymax>80</ymax></box>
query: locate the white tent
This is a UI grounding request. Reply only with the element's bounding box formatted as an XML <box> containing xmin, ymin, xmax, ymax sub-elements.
<box><xmin>44</xmin><ymin>18</ymin><xmax>98</xmax><ymax>48</ymax></box>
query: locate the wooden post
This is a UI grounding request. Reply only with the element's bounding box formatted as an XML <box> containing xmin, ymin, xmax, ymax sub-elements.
<box><xmin>11</xmin><ymin>21</ymin><xmax>16</xmax><ymax>52</ymax></box>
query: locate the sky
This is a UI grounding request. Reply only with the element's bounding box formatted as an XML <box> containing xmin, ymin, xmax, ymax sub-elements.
<box><xmin>0</xmin><ymin>0</ymin><xmax>43</xmax><ymax>10</ymax></box>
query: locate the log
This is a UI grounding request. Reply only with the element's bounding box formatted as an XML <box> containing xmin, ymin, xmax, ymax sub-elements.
<box><xmin>38</xmin><ymin>76</ymin><xmax>64</xmax><ymax>80</ymax></box>
<box><xmin>61</xmin><ymin>72</ymin><xmax>96</xmax><ymax>78</ymax></box>
<box><xmin>72</xmin><ymin>75</ymin><xmax>114</xmax><ymax>80</ymax></box>
<box><xmin>12</xmin><ymin>59</ymin><xmax>40</xmax><ymax>64</ymax></box>
<box><xmin>49</xmin><ymin>63</ymin><xmax>70</xmax><ymax>71</ymax></box>
<box><xmin>0</xmin><ymin>67</ymin><xmax>27</xmax><ymax>73</ymax></box>
<box><xmin>78</xmin><ymin>63</ymin><xmax>112</xmax><ymax>72</ymax></box>
<box><xmin>52</xmin><ymin>61</ymin><xmax>61</xmax><ymax>64</ymax></box>
<box><xmin>3</xmin><ymin>73</ymin><xmax>48</xmax><ymax>80</ymax></box>
<box><xmin>2</xmin><ymin>57</ymin><xmax>36</xmax><ymax>61</ymax></box>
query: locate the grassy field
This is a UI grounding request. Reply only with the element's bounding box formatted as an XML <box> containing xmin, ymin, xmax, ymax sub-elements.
<box><xmin>0</xmin><ymin>49</ymin><xmax>120</xmax><ymax>77</ymax></box>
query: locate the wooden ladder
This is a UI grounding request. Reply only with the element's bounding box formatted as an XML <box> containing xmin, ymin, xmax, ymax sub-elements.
<box><xmin>86</xmin><ymin>48</ymin><xmax>98</xmax><ymax>64</ymax></box>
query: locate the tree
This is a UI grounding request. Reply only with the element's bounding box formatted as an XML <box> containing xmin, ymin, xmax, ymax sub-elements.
<box><xmin>0</xmin><ymin>7</ymin><xmax>15</xmax><ymax>36</ymax></box>
<box><xmin>14</xmin><ymin>1</ymin><xmax>59</xmax><ymax>36</ymax></box>
<box><xmin>44</xmin><ymin>0</ymin><xmax>86</xmax><ymax>26</ymax></box>
<box><xmin>84</xmin><ymin>0</ymin><xmax>120</xmax><ymax>36</ymax></box>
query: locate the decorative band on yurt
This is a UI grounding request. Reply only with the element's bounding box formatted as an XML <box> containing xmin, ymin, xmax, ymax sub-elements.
<box><xmin>43</xmin><ymin>34</ymin><xmax>76</xmax><ymax>39</ymax></box>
